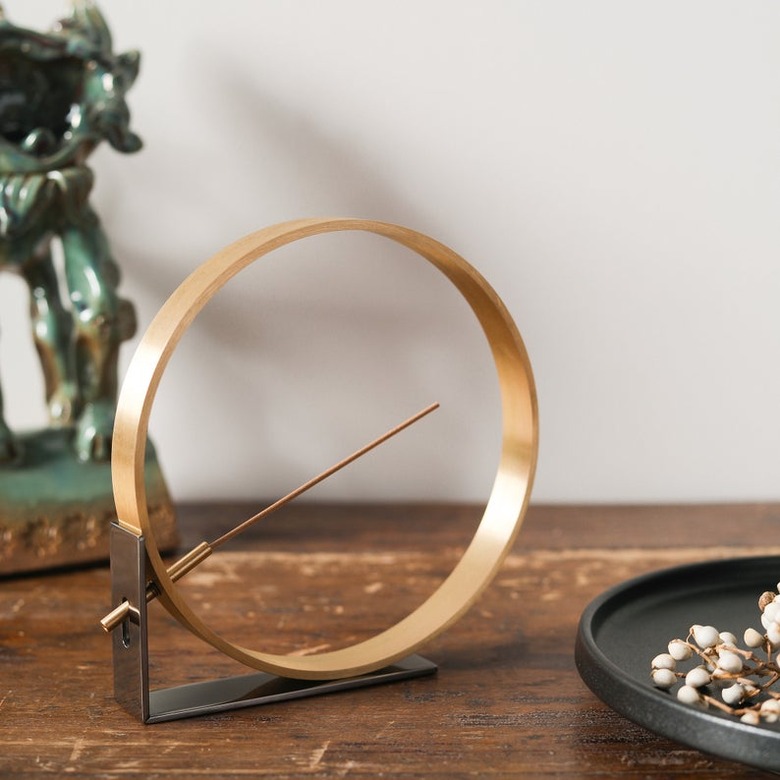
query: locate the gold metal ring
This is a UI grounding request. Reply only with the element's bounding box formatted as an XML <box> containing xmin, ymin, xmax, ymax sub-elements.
<box><xmin>112</xmin><ymin>218</ymin><xmax>538</xmax><ymax>680</ymax></box>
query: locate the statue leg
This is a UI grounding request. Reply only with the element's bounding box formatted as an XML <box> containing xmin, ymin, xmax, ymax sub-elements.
<box><xmin>0</xmin><ymin>379</ymin><xmax>20</xmax><ymax>463</ymax></box>
<box><xmin>61</xmin><ymin>217</ymin><xmax>136</xmax><ymax>461</ymax></box>
<box><xmin>22</xmin><ymin>247</ymin><xmax>80</xmax><ymax>427</ymax></box>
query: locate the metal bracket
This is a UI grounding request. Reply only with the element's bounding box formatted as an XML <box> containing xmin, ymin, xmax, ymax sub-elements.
<box><xmin>108</xmin><ymin>522</ymin><xmax>437</xmax><ymax>723</ymax></box>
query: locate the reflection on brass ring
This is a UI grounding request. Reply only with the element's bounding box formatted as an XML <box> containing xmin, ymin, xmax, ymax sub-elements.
<box><xmin>111</xmin><ymin>218</ymin><xmax>538</xmax><ymax>680</ymax></box>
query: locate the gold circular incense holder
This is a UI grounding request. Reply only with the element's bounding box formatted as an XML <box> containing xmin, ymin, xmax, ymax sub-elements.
<box><xmin>105</xmin><ymin>218</ymin><xmax>538</xmax><ymax>719</ymax></box>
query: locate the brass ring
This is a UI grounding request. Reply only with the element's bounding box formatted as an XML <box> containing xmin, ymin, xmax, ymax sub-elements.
<box><xmin>112</xmin><ymin>218</ymin><xmax>538</xmax><ymax>680</ymax></box>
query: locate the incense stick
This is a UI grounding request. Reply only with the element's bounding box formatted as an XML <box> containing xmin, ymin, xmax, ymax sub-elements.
<box><xmin>101</xmin><ymin>402</ymin><xmax>439</xmax><ymax>632</ymax></box>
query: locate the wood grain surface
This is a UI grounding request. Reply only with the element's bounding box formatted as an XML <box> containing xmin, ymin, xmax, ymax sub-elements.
<box><xmin>2</xmin><ymin>502</ymin><xmax>780</xmax><ymax>778</ymax></box>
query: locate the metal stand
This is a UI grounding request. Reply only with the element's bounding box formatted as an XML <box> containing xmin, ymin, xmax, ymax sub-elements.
<box><xmin>109</xmin><ymin>523</ymin><xmax>437</xmax><ymax>723</ymax></box>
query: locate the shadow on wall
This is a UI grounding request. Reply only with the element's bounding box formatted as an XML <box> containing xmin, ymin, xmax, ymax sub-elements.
<box><xmin>103</xmin><ymin>54</ymin><xmax>499</xmax><ymax>502</ymax></box>
<box><xmin>115</xmin><ymin>49</ymin><xmax>430</xmax><ymax>342</ymax></box>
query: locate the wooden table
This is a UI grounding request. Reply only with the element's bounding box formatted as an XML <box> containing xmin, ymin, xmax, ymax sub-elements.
<box><xmin>2</xmin><ymin>502</ymin><xmax>779</xmax><ymax>778</ymax></box>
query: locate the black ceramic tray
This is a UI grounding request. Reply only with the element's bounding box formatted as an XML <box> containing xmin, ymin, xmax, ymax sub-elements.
<box><xmin>575</xmin><ymin>555</ymin><xmax>780</xmax><ymax>773</ymax></box>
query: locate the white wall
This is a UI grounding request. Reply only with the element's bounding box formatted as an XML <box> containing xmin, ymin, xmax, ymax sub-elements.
<box><xmin>1</xmin><ymin>1</ymin><xmax>778</xmax><ymax>504</ymax></box>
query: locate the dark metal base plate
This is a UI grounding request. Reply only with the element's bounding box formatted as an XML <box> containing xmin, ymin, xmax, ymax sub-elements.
<box><xmin>148</xmin><ymin>655</ymin><xmax>437</xmax><ymax>723</ymax></box>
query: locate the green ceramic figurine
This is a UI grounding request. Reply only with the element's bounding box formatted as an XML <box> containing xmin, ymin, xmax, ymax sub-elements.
<box><xmin>0</xmin><ymin>0</ymin><xmax>140</xmax><ymax>462</ymax></box>
<box><xmin>0</xmin><ymin>1</ymin><xmax>176</xmax><ymax>574</ymax></box>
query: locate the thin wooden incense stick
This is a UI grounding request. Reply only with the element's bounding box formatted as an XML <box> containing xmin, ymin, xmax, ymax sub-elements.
<box><xmin>101</xmin><ymin>402</ymin><xmax>439</xmax><ymax>632</ymax></box>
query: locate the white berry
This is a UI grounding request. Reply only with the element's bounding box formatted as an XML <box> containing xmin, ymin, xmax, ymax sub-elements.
<box><xmin>718</xmin><ymin>631</ymin><xmax>738</xmax><ymax>646</ymax></box>
<box><xmin>651</xmin><ymin>668</ymin><xmax>677</xmax><ymax>689</ymax></box>
<box><xmin>677</xmin><ymin>685</ymin><xmax>701</xmax><ymax>705</ymax></box>
<box><xmin>765</xmin><ymin>602</ymin><xmax>780</xmax><ymax>623</ymax></box>
<box><xmin>651</xmin><ymin>653</ymin><xmax>676</xmax><ymax>671</ymax></box>
<box><xmin>685</xmin><ymin>666</ymin><xmax>711</xmax><ymax>688</ymax></box>
<box><xmin>722</xmin><ymin>684</ymin><xmax>745</xmax><ymax>705</ymax></box>
<box><xmin>763</xmin><ymin>701</ymin><xmax>780</xmax><ymax>723</ymax></box>
<box><xmin>716</xmin><ymin>650</ymin><xmax>743</xmax><ymax>675</ymax></box>
<box><xmin>692</xmin><ymin>625</ymin><xmax>719</xmax><ymax>648</ymax></box>
<box><xmin>744</xmin><ymin>628</ymin><xmax>765</xmax><ymax>648</ymax></box>
<box><xmin>668</xmin><ymin>639</ymin><xmax>692</xmax><ymax>661</ymax></box>
<box><xmin>741</xmin><ymin>711</ymin><xmax>760</xmax><ymax>726</ymax></box>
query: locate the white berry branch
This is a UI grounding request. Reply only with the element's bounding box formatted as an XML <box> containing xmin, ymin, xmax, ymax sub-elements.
<box><xmin>651</xmin><ymin>587</ymin><xmax>780</xmax><ymax>726</ymax></box>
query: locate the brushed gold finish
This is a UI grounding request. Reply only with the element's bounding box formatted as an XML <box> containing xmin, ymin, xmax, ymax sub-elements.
<box><xmin>166</xmin><ymin>541</ymin><xmax>213</xmax><ymax>580</ymax></box>
<box><xmin>100</xmin><ymin>599</ymin><xmax>137</xmax><ymax>633</ymax></box>
<box><xmin>111</xmin><ymin>218</ymin><xmax>538</xmax><ymax>680</ymax></box>
<box><xmin>100</xmin><ymin>540</ymin><xmax>212</xmax><ymax>632</ymax></box>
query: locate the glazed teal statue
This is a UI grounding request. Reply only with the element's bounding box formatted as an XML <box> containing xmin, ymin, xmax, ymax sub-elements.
<box><xmin>0</xmin><ymin>2</ymin><xmax>177</xmax><ymax>574</ymax></box>
<box><xmin>0</xmin><ymin>0</ymin><xmax>140</xmax><ymax>462</ymax></box>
